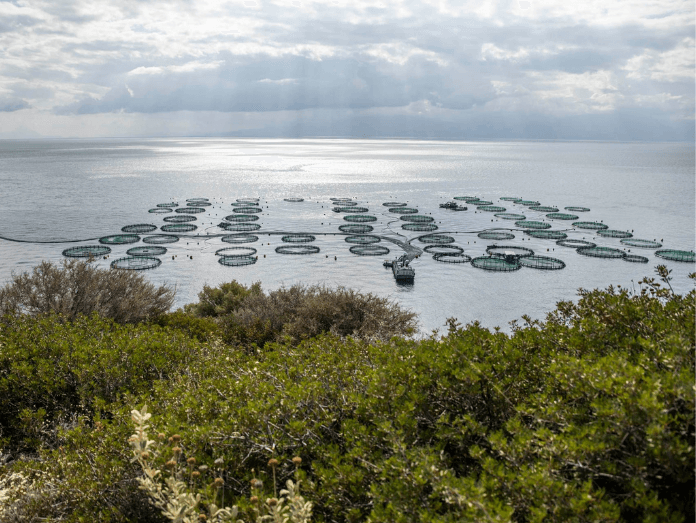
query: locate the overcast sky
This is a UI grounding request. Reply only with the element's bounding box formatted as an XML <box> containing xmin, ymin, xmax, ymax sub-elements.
<box><xmin>0</xmin><ymin>0</ymin><xmax>693</xmax><ymax>140</ymax></box>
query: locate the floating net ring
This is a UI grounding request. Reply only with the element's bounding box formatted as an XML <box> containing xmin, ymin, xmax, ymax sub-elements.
<box><xmin>478</xmin><ymin>205</ymin><xmax>506</xmax><ymax>212</ymax></box>
<box><xmin>99</xmin><ymin>234</ymin><xmax>140</xmax><ymax>245</ymax></box>
<box><xmin>556</xmin><ymin>239</ymin><xmax>595</xmax><ymax>249</ymax></box>
<box><xmin>454</xmin><ymin>196</ymin><xmax>480</xmax><ymax>202</ymax></box>
<box><xmin>525</xmin><ymin>230</ymin><xmax>568</xmax><ymax>240</ymax></box>
<box><xmin>565</xmin><ymin>206</ymin><xmax>590</xmax><ymax>212</ymax></box>
<box><xmin>389</xmin><ymin>207</ymin><xmax>419</xmax><ymax>214</ymax></box>
<box><xmin>624</xmin><ymin>254</ymin><xmax>649</xmax><ymax>263</ymax></box>
<box><xmin>122</xmin><ymin>224</ymin><xmax>157</xmax><ymax>234</ymax></box>
<box><xmin>345</xmin><ymin>235</ymin><xmax>380</xmax><ymax>244</ymax></box>
<box><xmin>282</xmin><ymin>234</ymin><xmax>316</xmax><ymax>243</ymax></box>
<box><xmin>478</xmin><ymin>231</ymin><xmax>515</xmax><ymax>240</ymax></box>
<box><xmin>330</xmin><ymin>197</ymin><xmax>353</xmax><ymax>201</ymax></box>
<box><xmin>221</xmin><ymin>223</ymin><xmax>261</xmax><ymax>232</ymax></box>
<box><xmin>573</xmin><ymin>221</ymin><xmax>608</xmax><ymax>230</ymax></box>
<box><xmin>577</xmin><ymin>246</ymin><xmax>626</xmax><ymax>259</ymax></box>
<box><xmin>222</xmin><ymin>234</ymin><xmax>259</xmax><ymax>244</ymax></box>
<box><xmin>284</xmin><ymin>197</ymin><xmax>304</xmax><ymax>202</ymax></box>
<box><xmin>495</xmin><ymin>213</ymin><xmax>526</xmax><ymax>220</ymax></box>
<box><xmin>518</xmin><ymin>200</ymin><xmax>540</xmax><ymax>206</ymax></box>
<box><xmin>110</xmin><ymin>256</ymin><xmax>162</xmax><ymax>270</ymax></box>
<box><xmin>334</xmin><ymin>206</ymin><xmax>369</xmax><ymax>213</ymax></box>
<box><xmin>518</xmin><ymin>255</ymin><xmax>566</xmax><ymax>270</ymax></box>
<box><xmin>233</xmin><ymin>207</ymin><xmax>263</xmax><ymax>214</ymax></box>
<box><xmin>164</xmin><ymin>215</ymin><xmax>197</xmax><ymax>223</ymax></box>
<box><xmin>546</xmin><ymin>213</ymin><xmax>578</xmax><ymax>220</ymax></box>
<box><xmin>339</xmin><ymin>224</ymin><xmax>374</xmax><ymax>234</ymax></box>
<box><xmin>215</xmin><ymin>246</ymin><xmax>257</xmax><ymax>257</ymax></box>
<box><xmin>655</xmin><ymin>250</ymin><xmax>695</xmax><ymax>263</ymax></box>
<box><xmin>176</xmin><ymin>207</ymin><xmax>206</xmax><ymax>214</ymax></box>
<box><xmin>218</xmin><ymin>255</ymin><xmax>257</xmax><ymax>267</ymax></box>
<box><xmin>423</xmin><ymin>244</ymin><xmax>464</xmax><ymax>254</ymax></box>
<box><xmin>187</xmin><ymin>201</ymin><xmax>211</xmax><ymax>207</ymax></box>
<box><xmin>433</xmin><ymin>253</ymin><xmax>472</xmax><ymax>263</ymax></box>
<box><xmin>528</xmin><ymin>206</ymin><xmax>559</xmax><ymax>213</ymax></box>
<box><xmin>344</xmin><ymin>215</ymin><xmax>377</xmax><ymax>223</ymax></box>
<box><xmin>336</xmin><ymin>201</ymin><xmax>358</xmax><ymax>206</ymax></box>
<box><xmin>401</xmin><ymin>215</ymin><xmax>434</xmax><ymax>223</ymax></box>
<box><xmin>149</xmin><ymin>208</ymin><xmax>172</xmax><ymax>213</ymax></box>
<box><xmin>500</xmin><ymin>197</ymin><xmax>522</xmax><ymax>202</ymax></box>
<box><xmin>157</xmin><ymin>202</ymin><xmax>179</xmax><ymax>208</ymax></box>
<box><xmin>224</xmin><ymin>214</ymin><xmax>259</xmax><ymax>222</ymax></box>
<box><xmin>474</xmin><ymin>200</ymin><xmax>493</xmax><ymax>206</ymax></box>
<box><xmin>349</xmin><ymin>245</ymin><xmax>390</xmax><ymax>256</ymax></box>
<box><xmin>187</xmin><ymin>198</ymin><xmax>209</xmax><ymax>202</ymax></box>
<box><xmin>620</xmin><ymin>239</ymin><xmax>662</xmax><ymax>249</ymax></box>
<box><xmin>486</xmin><ymin>245</ymin><xmax>535</xmax><ymax>258</ymax></box>
<box><xmin>597</xmin><ymin>229</ymin><xmax>632</xmax><ymax>238</ymax></box>
<box><xmin>418</xmin><ymin>234</ymin><xmax>455</xmax><ymax>244</ymax></box>
<box><xmin>237</xmin><ymin>198</ymin><xmax>259</xmax><ymax>203</ymax></box>
<box><xmin>63</xmin><ymin>245</ymin><xmax>112</xmax><ymax>258</ymax></box>
<box><xmin>402</xmin><ymin>223</ymin><xmax>438</xmax><ymax>232</ymax></box>
<box><xmin>515</xmin><ymin>220</ymin><xmax>551</xmax><ymax>230</ymax></box>
<box><xmin>161</xmin><ymin>223</ymin><xmax>197</xmax><ymax>233</ymax></box>
<box><xmin>275</xmin><ymin>245</ymin><xmax>320</xmax><ymax>255</ymax></box>
<box><xmin>142</xmin><ymin>234</ymin><xmax>179</xmax><ymax>245</ymax></box>
<box><xmin>127</xmin><ymin>246</ymin><xmax>167</xmax><ymax>257</ymax></box>
<box><xmin>471</xmin><ymin>256</ymin><xmax>520</xmax><ymax>271</ymax></box>
<box><xmin>383</xmin><ymin>202</ymin><xmax>407</xmax><ymax>207</ymax></box>
<box><xmin>230</xmin><ymin>202</ymin><xmax>254</xmax><ymax>207</ymax></box>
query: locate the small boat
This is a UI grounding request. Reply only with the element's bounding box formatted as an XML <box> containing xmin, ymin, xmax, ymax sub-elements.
<box><xmin>391</xmin><ymin>254</ymin><xmax>415</xmax><ymax>282</ymax></box>
<box><xmin>439</xmin><ymin>201</ymin><xmax>467</xmax><ymax>211</ymax></box>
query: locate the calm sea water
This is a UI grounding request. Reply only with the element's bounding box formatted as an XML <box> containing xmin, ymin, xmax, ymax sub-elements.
<box><xmin>0</xmin><ymin>139</ymin><xmax>693</xmax><ymax>333</ymax></box>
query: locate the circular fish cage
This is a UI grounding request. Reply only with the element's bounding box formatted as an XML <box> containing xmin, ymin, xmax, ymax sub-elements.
<box><xmin>349</xmin><ymin>245</ymin><xmax>390</xmax><ymax>256</ymax></box>
<box><xmin>142</xmin><ymin>234</ymin><xmax>179</xmax><ymax>245</ymax></box>
<box><xmin>122</xmin><ymin>224</ymin><xmax>157</xmax><ymax>234</ymax></box>
<box><xmin>401</xmin><ymin>215</ymin><xmax>434</xmax><ymax>223</ymax></box>
<box><xmin>383</xmin><ymin>202</ymin><xmax>407</xmax><ymax>207</ymax></box>
<box><xmin>518</xmin><ymin>200</ymin><xmax>540</xmax><ymax>206</ymax></box>
<box><xmin>99</xmin><ymin>234</ymin><xmax>140</xmax><ymax>245</ymax></box>
<box><xmin>577</xmin><ymin>246</ymin><xmax>625</xmax><ymax>259</ymax></box>
<box><xmin>222</xmin><ymin>234</ymin><xmax>259</xmax><ymax>244</ymax></box>
<box><xmin>339</xmin><ymin>224</ymin><xmax>374</xmax><ymax>234</ymax></box>
<box><xmin>218</xmin><ymin>255</ymin><xmax>257</xmax><ymax>267</ymax></box>
<box><xmin>478</xmin><ymin>231</ymin><xmax>515</xmax><ymax>240</ymax></box>
<box><xmin>477</xmin><ymin>205</ymin><xmax>506</xmax><ymax>212</ymax></box>
<box><xmin>565</xmin><ymin>206</ymin><xmax>590</xmax><ymax>212</ymax></box>
<box><xmin>473</xmin><ymin>200</ymin><xmax>493</xmax><ymax>206</ymax></box>
<box><xmin>486</xmin><ymin>245</ymin><xmax>534</xmax><ymax>258</ymax></box>
<box><xmin>556</xmin><ymin>239</ymin><xmax>595</xmax><ymax>249</ymax></box>
<box><xmin>187</xmin><ymin>201</ymin><xmax>211</xmax><ymax>207</ymax></box>
<box><xmin>275</xmin><ymin>245</ymin><xmax>320</xmax><ymax>255</ymax></box>
<box><xmin>215</xmin><ymin>246</ymin><xmax>258</xmax><ymax>257</ymax></box>
<box><xmin>233</xmin><ymin>207</ymin><xmax>263</xmax><ymax>214</ymax></box>
<box><xmin>282</xmin><ymin>234</ymin><xmax>316</xmax><ymax>243</ymax></box>
<box><xmin>454</xmin><ymin>196</ymin><xmax>480</xmax><ymax>202</ymax></box>
<box><xmin>573</xmin><ymin>221</ymin><xmax>608</xmax><ymax>230</ymax></box>
<box><xmin>164</xmin><ymin>215</ymin><xmax>197</xmax><ymax>223</ymax></box>
<box><xmin>500</xmin><ymin>197</ymin><xmax>522</xmax><ymax>202</ymax></box>
<box><xmin>525</xmin><ymin>230</ymin><xmax>568</xmax><ymax>240</ymax></box>
<box><xmin>389</xmin><ymin>207</ymin><xmax>418</xmax><ymax>214</ymax></box>
<box><xmin>345</xmin><ymin>235</ymin><xmax>380</xmax><ymax>244</ymax></box>
<box><xmin>336</xmin><ymin>201</ymin><xmax>358</xmax><ymax>206</ymax></box>
<box><xmin>63</xmin><ymin>245</ymin><xmax>112</xmax><ymax>258</ymax></box>
<box><xmin>149</xmin><ymin>208</ymin><xmax>172</xmax><ymax>214</ymax></box>
<box><xmin>224</xmin><ymin>214</ymin><xmax>259</xmax><ymax>222</ymax></box>
<box><xmin>237</xmin><ymin>198</ymin><xmax>259</xmax><ymax>203</ymax></box>
<box><xmin>471</xmin><ymin>256</ymin><xmax>521</xmax><ymax>272</ymax></box>
<box><xmin>546</xmin><ymin>213</ymin><xmax>579</xmax><ymax>220</ymax></box>
<box><xmin>624</xmin><ymin>254</ymin><xmax>649</xmax><ymax>263</ymax></box>
<box><xmin>230</xmin><ymin>202</ymin><xmax>253</xmax><ymax>207</ymax></box>
<box><xmin>418</xmin><ymin>234</ymin><xmax>455</xmax><ymax>244</ymax></box>
<box><xmin>161</xmin><ymin>223</ymin><xmax>197</xmax><ymax>233</ymax></box>
<box><xmin>344</xmin><ymin>215</ymin><xmax>377</xmax><ymax>223</ymax></box>
<box><xmin>220</xmin><ymin>223</ymin><xmax>261</xmax><ymax>232</ymax></box>
<box><xmin>515</xmin><ymin>220</ymin><xmax>552</xmax><ymax>230</ymax></box>
<box><xmin>402</xmin><ymin>223</ymin><xmax>438</xmax><ymax>232</ymax></box>
<box><xmin>127</xmin><ymin>246</ymin><xmax>167</xmax><ymax>257</ymax></box>
<box><xmin>157</xmin><ymin>202</ymin><xmax>178</xmax><ymax>208</ymax></box>
<box><xmin>528</xmin><ymin>206</ymin><xmax>559</xmax><ymax>213</ymax></box>
<box><xmin>110</xmin><ymin>256</ymin><xmax>162</xmax><ymax>270</ymax></box>
<box><xmin>620</xmin><ymin>239</ymin><xmax>662</xmax><ymax>249</ymax></box>
<box><xmin>334</xmin><ymin>206</ymin><xmax>368</xmax><ymax>213</ymax></box>
<box><xmin>284</xmin><ymin>197</ymin><xmax>304</xmax><ymax>202</ymax></box>
<box><xmin>433</xmin><ymin>253</ymin><xmax>472</xmax><ymax>263</ymax></box>
<box><xmin>423</xmin><ymin>244</ymin><xmax>464</xmax><ymax>254</ymax></box>
<box><xmin>597</xmin><ymin>229</ymin><xmax>632</xmax><ymax>238</ymax></box>
<box><xmin>176</xmin><ymin>207</ymin><xmax>205</xmax><ymax>214</ymax></box>
<box><xmin>330</xmin><ymin>197</ymin><xmax>352</xmax><ymax>202</ymax></box>
<box><xmin>655</xmin><ymin>250</ymin><xmax>695</xmax><ymax>263</ymax></box>
<box><xmin>518</xmin><ymin>255</ymin><xmax>566</xmax><ymax>270</ymax></box>
<box><xmin>187</xmin><ymin>198</ymin><xmax>209</xmax><ymax>202</ymax></box>
<box><xmin>495</xmin><ymin>213</ymin><xmax>526</xmax><ymax>220</ymax></box>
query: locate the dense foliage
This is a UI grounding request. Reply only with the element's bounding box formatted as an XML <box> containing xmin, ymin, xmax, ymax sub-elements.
<box><xmin>0</xmin><ymin>268</ymin><xmax>693</xmax><ymax>522</ymax></box>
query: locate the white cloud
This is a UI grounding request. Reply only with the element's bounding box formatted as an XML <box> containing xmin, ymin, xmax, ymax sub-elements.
<box><xmin>623</xmin><ymin>38</ymin><xmax>695</xmax><ymax>82</ymax></box>
<box><xmin>127</xmin><ymin>61</ymin><xmax>224</xmax><ymax>76</ymax></box>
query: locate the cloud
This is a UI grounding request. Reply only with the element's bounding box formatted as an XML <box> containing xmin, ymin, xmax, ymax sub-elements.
<box><xmin>0</xmin><ymin>97</ymin><xmax>30</xmax><ymax>112</ymax></box>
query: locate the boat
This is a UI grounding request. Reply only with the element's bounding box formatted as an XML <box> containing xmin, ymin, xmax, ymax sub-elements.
<box><xmin>439</xmin><ymin>201</ymin><xmax>467</xmax><ymax>211</ymax></box>
<box><xmin>391</xmin><ymin>254</ymin><xmax>415</xmax><ymax>282</ymax></box>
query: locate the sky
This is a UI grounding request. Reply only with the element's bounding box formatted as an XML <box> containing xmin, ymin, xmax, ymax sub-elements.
<box><xmin>0</xmin><ymin>0</ymin><xmax>693</xmax><ymax>140</ymax></box>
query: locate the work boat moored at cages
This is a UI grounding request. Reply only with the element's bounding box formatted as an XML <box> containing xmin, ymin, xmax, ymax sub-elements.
<box><xmin>384</xmin><ymin>254</ymin><xmax>415</xmax><ymax>282</ymax></box>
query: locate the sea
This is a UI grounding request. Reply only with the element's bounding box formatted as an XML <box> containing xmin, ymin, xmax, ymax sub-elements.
<box><xmin>0</xmin><ymin>138</ymin><xmax>693</xmax><ymax>334</ymax></box>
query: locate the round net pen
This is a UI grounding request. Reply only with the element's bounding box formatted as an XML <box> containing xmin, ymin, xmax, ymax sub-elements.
<box><xmin>528</xmin><ymin>206</ymin><xmax>559</xmax><ymax>213</ymax></box>
<box><xmin>473</xmin><ymin>200</ymin><xmax>493</xmax><ymax>206</ymax></box>
<box><xmin>402</xmin><ymin>223</ymin><xmax>438</xmax><ymax>232</ymax></box>
<box><xmin>573</xmin><ymin>221</ymin><xmax>608</xmax><ymax>230</ymax></box>
<box><xmin>344</xmin><ymin>215</ymin><xmax>377</xmax><ymax>223</ymax></box>
<box><xmin>157</xmin><ymin>203</ymin><xmax>178</xmax><ymax>208</ymax></box>
<box><xmin>335</xmin><ymin>201</ymin><xmax>357</xmax><ymax>206</ymax></box>
<box><xmin>655</xmin><ymin>250</ymin><xmax>695</xmax><ymax>263</ymax></box>
<box><xmin>187</xmin><ymin>201</ymin><xmax>211</xmax><ymax>207</ymax></box>
<box><xmin>423</xmin><ymin>244</ymin><xmax>463</xmax><ymax>254</ymax></box>
<box><xmin>236</xmin><ymin>198</ymin><xmax>259</xmax><ymax>203</ymax></box>
<box><xmin>215</xmin><ymin>246</ymin><xmax>257</xmax><ymax>257</ymax></box>
<box><xmin>282</xmin><ymin>234</ymin><xmax>316</xmax><ymax>243</ymax></box>
<box><xmin>454</xmin><ymin>196</ymin><xmax>480</xmax><ymax>202</ymax></box>
<box><xmin>330</xmin><ymin>197</ymin><xmax>353</xmax><ymax>202</ymax></box>
<box><xmin>597</xmin><ymin>229</ymin><xmax>632</xmax><ymax>238</ymax></box>
<box><xmin>110</xmin><ymin>256</ymin><xmax>161</xmax><ymax>270</ymax></box>
<box><xmin>401</xmin><ymin>215</ymin><xmax>434</xmax><ymax>223</ymax></box>
<box><xmin>556</xmin><ymin>239</ymin><xmax>595</xmax><ymax>249</ymax></box>
<box><xmin>620</xmin><ymin>239</ymin><xmax>662</xmax><ymax>249</ymax></box>
<box><xmin>518</xmin><ymin>255</ymin><xmax>565</xmax><ymax>270</ymax></box>
<box><xmin>565</xmin><ymin>206</ymin><xmax>590</xmax><ymax>212</ymax></box>
<box><xmin>525</xmin><ymin>230</ymin><xmax>567</xmax><ymax>240</ymax></box>
<box><xmin>418</xmin><ymin>234</ymin><xmax>455</xmax><ymax>244</ymax></box>
<box><xmin>122</xmin><ymin>224</ymin><xmax>157</xmax><ymax>233</ymax></box>
<box><xmin>433</xmin><ymin>253</ymin><xmax>471</xmax><ymax>263</ymax></box>
<box><xmin>225</xmin><ymin>214</ymin><xmax>259</xmax><ymax>222</ymax></box>
<box><xmin>383</xmin><ymin>202</ymin><xmax>407</xmax><ymax>207</ymax></box>
<box><xmin>515</xmin><ymin>220</ymin><xmax>551</xmax><ymax>230</ymax></box>
<box><xmin>495</xmin><ymin>213</ymin><xmax>526</xmax><ymax>220</ymax></box>
<box><xmin>149</xmin><ymin>208</ymin><xmax>172</xmax><ymax>214</ymax></box>
<box><xmin>230</xmin><ymin>202</ymin><xmax>254</xmax><ymax>207</ymax></box>
<box><xmin>276</xmin><ymin>245</ymin><xmax>320</xmax><ymax>255</ymax></box>
<box><xmin>233</xmin><ymin>207</ymin><xmax>262</xmax><ymax>214</ymax></box>
<box><xmin>349</xmin><ymin>245</ymin><xmax>390</xmax><ymax>256</ymax></box>
<box><xmin>345</xmin><ymin>235</ymin><xmax>380</xmax><ymax>244</ymax></box>
<box><xmin>500</xmin><ymin>197</ymin><xmax>522</xmax><ymax>202</ymax></box>
<box><xmin>63</xmin><ymin>245</ymin><xmax>111</xmax><ymax>258</ymax></box>
<box><xmin>339</xmin><ymin>224</ymin><xmax>374</xmax><ymax>234</ymax></box>
<box><xmin>127</xmin><ymin>246</ymin><xmax>167</xmax><ymax>256</ymax></box>
<box><xmin>284</xmin><ymin>197</ymin><xmax>304</xmax><ymax>202</ymax></box>
<box><xmin>161</xmin><ymin>223</ymin><xmax>197</xmax><ymax>233</ymax></box>
<box><xmin>624</xmin><ymin>254</ymin><xmax>649</xmax><ymax>263</ymax></box>
<box><xmin>187</xmin><ymin>198</ymin><xmax>209</xmax><ymax>202</ymax></box>
<box><xmin>164</xmin><ymin>215</ymin><xmax>197</xmax><ymax>223</ymax></box>
<box><xmin>389</xmin><ymin>207</ymin><xmax>418</xmax><ymax>214</ymax></box>
<box><xmin>486</xmin><ymin>245</ymin><xmax>534</xmax><ymax>258</ymax></box>
<box><xmin>142</xmin><ymin>234</ymin><xmax>179</xmax><ymax>245</ymax></box>
<box><xmin>222</xmin><ymin>234</ymin><xmax>259</xmax><ymax>244</ymax></box>
<box><xmin>478</xmin><ymin>231</ymin><xmax>515</xmax><ymax>240</ymax></box>
<box><xmin>99</xmin><ymin>234</ymin><xmax>140</xmax><ymax>245</ymax></box>
<box><xmin>518</xmin><ymin>200</ymin><xmax>540</xmax><ymax>206</ymax></box>
<box><xmin>546</xmin><ymin>213</ymin><xmax>578</xmax><ymax>220</ymax></box>
<box><xmin>471</xmin><ymin>257</ymin><xmax>520</xmax><ymax>271</ymax></box>
<box><xmin>577</xmin><ymin>246</ymin><xmax>625</xmax><ymax>259</ymax></box>
<box><xmin>218</xmin><ymin>255</ymin><xmax>257</xmax><ymax>267</ymax></box>
<box><xmin>220</xmin><ymin>223</ymin><xmax>261</xmax><ymax>232</ymax></box>
<box><xmin>477</xmin><ymin>205</ymin><xmax>506</xmax><ymax>212</ymax></box>
<box><xmin>176</xmin><ymin>207</ymin><xmax>206</xmax><ymax>214</ymax></box>
<box><xmin>334</xmin><ymin>206</ymin><xmax>368</xmax><ymax>213</ymax></box>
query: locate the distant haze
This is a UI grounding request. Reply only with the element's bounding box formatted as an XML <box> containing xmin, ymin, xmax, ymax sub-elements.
<box><xmin>0</xmin><ymin>0</ymin><xmax>693</xmax><ymax>141</ymax></box>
